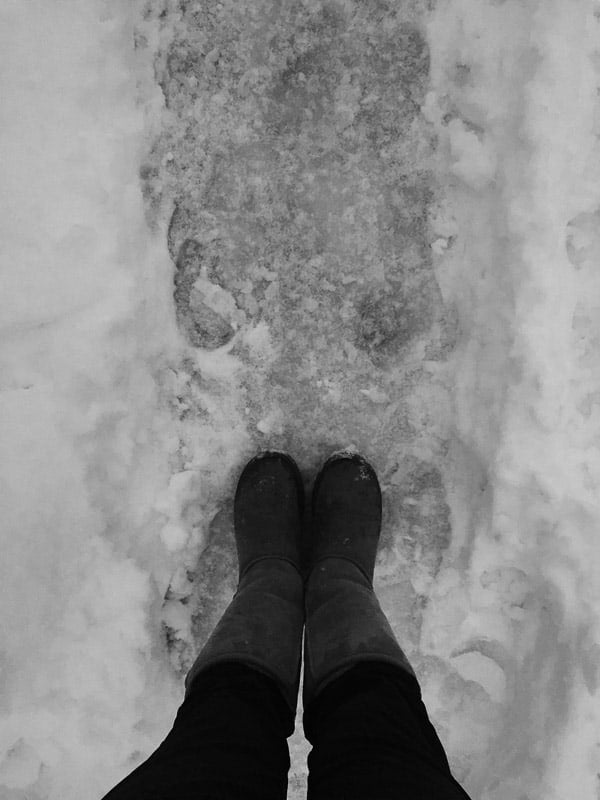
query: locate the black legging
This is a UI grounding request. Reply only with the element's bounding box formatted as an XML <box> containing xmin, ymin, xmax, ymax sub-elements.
<box><xmin>102</xmin><ymin>661</ymin><xmax>472</xmax><ymax>799</ymax></box>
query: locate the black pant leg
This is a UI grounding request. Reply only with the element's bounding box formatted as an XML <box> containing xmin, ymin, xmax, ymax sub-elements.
<box><xmin>102</xmin><ymin>663</ymin><xmax>294</xmax><ymax>800</ymax></box>
<box><xmin>303</xmin><ymin>662</ymin><xmax>473</xmax><ymax>800</ymax></box>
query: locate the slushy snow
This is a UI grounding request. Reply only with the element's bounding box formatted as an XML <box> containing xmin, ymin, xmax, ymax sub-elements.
<box><xmin>1</xmin><ymin>1</ymin><xmax>599</xmax><ymax>799</ymax></box>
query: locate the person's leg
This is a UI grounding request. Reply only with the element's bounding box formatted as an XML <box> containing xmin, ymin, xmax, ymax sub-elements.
<box><xmin>103</xmin><ymin>662</ymin><xmax>294</xmax><ymax>800</ymax></box>
<box><xmin>102</xmin><ymin>451</ymin><xmax>306</xmax><ymax>800</ymax></box>
<box><xmin>303</xmin><ymin>661</ymin><xmax>472</xmax><ymax>800</ymax></box>
<box><xmin>302</xmin><ymin>452</ymin><xmax>472</xmax><ymax>800</ymax></box>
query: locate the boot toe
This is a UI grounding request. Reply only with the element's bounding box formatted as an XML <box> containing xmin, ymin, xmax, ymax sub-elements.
<box><xmin>236</xmin><ymin>451</ymin><xmax>303</xmax><ymax>508</ymax></box>
<box><xmin>312</xmin><ymin>453</ymin><xmax>381</xmax><ymax>513</ymax></box>
<box><xmin>310</xmin><ymin>452</ymin><xmax>382</xmax><ymax>582</ymax></box>
<box><xmin>234</xmin><ymin>451</ymin><xmax>305</xmax><ymax>578</ymax></box>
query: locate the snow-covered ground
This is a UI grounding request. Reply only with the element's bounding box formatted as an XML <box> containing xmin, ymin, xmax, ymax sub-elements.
<box><xmin>1</xmin><ymin>1</ymin><xmax>600</xmax><ymax>798</ymax></box>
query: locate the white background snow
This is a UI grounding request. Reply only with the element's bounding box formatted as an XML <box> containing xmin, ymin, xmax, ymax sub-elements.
<box><xmin>1</xmin><ymin>1</ymin><xmax>600</xmax><ymax>798</ymax></box>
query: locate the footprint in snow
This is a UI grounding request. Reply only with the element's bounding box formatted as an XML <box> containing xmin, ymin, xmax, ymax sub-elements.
<box><xmin>173</xmin><ymin>238</ymin><xmax>236</xmax><ymax>349</ymax></box>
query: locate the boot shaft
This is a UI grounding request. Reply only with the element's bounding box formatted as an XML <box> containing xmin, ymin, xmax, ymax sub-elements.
<box><xmin>186</xmin><ymin>559</ymin><xmax>305</xmax><ymax>714</ymax></box>
<box><xmin>303</xmin><ymin>558</ymin><xmax>415</xmax><ymax>710</ymax></box>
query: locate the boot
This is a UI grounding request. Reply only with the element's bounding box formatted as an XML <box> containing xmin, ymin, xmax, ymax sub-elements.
<box><xmin>184</xmin><ymin>451</ymin><xmax>305</xmax><ymax>713</ymax></box>
<box><xmin>303</xmin><ymin>451</ymin><xmax>415</xmax><ymax>709</ymax></box>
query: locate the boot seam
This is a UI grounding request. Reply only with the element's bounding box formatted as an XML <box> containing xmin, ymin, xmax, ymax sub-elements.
<box><xmin>306</xmin><ymin>554</ymin><xmax>373</xmax><ymax>585</ymax></box>
<box><xmin>239</xmin><ymin>555</ymin><xmax>304</xmax><ymax>582</ymax></box>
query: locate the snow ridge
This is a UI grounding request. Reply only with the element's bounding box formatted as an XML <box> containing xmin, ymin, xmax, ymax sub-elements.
<box><xmin>424</xmin><ymin>1</ymin><xmax>600</xmax><ymax>796</ymax></box>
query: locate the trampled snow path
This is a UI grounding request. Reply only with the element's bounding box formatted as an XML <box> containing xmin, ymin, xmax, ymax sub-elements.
<box><xmin>1</xmin><ymin>1</ymin><xmax>599</xmax><ymax>798</ymax></box>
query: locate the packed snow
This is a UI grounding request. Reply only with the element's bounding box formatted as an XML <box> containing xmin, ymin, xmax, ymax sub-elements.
<box><xmin>1</xmin><ymin>1</ymin><xmax>599</xmax><ymax>798</ymax></box>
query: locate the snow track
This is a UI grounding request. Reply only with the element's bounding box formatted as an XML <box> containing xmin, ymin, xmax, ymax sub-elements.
<box><xmin>0</xmin><ymin>1</ymin><xmax>599</xmax><ymax>798</ymax></box>
<box><xmin>424</xmin><ymin>2</ymin><xmax>600</xmax><ymax>797</ymax></box>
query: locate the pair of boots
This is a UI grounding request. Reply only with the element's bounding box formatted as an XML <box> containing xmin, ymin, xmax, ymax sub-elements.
<box><xmin>184</xmin><ymin>451</ymin><xmax>415</xmax><ymax>715</ymax></box>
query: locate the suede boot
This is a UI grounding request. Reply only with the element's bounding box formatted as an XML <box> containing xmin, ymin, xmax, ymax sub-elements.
<box><xmin>185</xmin><ymin>451</ymin><xmax>305</xmax><ymax>713</ymax></box>
<box><xmin>303</xmin><ymin>452</ymin><xmax>415</xmax><ymax>709</ymax></box>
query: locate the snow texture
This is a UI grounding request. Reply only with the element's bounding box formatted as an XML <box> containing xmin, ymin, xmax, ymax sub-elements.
<box><xmin>1</xmin><ymin>0</ymin><xmax>599</xmax><ymax>798</ymax></box>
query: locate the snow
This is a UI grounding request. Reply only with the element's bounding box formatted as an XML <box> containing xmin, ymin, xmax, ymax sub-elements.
<box><xmin>424</xmin><ymin>1</ymin><xmax>600</xmax><ymax>796</ymax></box>
<box><xmin>1</xmin><ymin>1</ymin><xmax>599</xmax><ymax>799</ymax></box>
<box><xmin>0</xmin><ymin>2</ymin><xmax>182</xmax><ymax>797</ymax></box>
